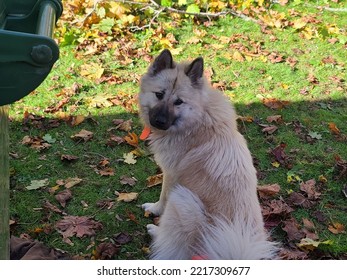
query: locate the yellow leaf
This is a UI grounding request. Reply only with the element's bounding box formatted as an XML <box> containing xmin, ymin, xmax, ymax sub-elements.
<box><xmin>297</xmin><ymin>238</ymin><xmax>333</xmax><ymax>251</ymax></box>
<box><xmin>293</xmin><ymin>18</ymin><xmax>306</xmax><ymax>30</ymax></box>
<box><xmin>232</xmin><ymin>51</ymin><xmax>244</xmax><ymax>62</ymax></box>
<box><xmin>123</xmin><ymin>152</ymin><xmax>137</xmax><ymax>164</ymax></box>
<box><xmin>271</xmin><ymin>161</ymin><xmax>280</xmax><ymax>168</ymax></box>
<box><xmin>80</xmin><ymin>63</ymin><xmax>104</xmax><ymax>80</ymax></box>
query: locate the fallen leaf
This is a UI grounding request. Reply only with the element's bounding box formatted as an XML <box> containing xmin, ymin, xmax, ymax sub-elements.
<box><xmin>287</xmin><ymin>192</ymin><xmax>313</xmax><ymax>208</ymax></box>
<box><xmin>257</xmin><ymin>184</ymin><xmax>281</xmax><ymax>198</ymax></box>
<box><xmin>123</xmin><ymin>152</ymin><xmax>137</xmax><ymax>164</ymax></box>
<box><xmin>124</xmin><ymin>132</ymin><xmax>139</xmax><ymax>147</ymax></box>
<box><xmin>328</xmin><ymin>222</ymin><xmax>345</xmax><ymax>234</ymax></box>
<box><xmin>113</xmin><ymin>119</ymin><xmax>132</xmax><ymax>132</ymax></box>
<box><xmin>262</xmin><ymin>97</ymin><xmax>289</xmax><ymax>110</ymax></box>
<box><xmin>116</xmin><ymin>192</ymin><xmax>138</xmax><ymax>202</ymax></box>
<box><xmin>328</xmin><ymin>122</ymin><xmax>340</xmax><ymax>135</ymax></box>
<box><xmin>297</xmin><ymin>238</ymin><xmax>333</xmax><ymax>251</ymax></box>
<box><xmin>55</xmin><ymin>189</ymin><xmax>72</xmax><ymax>208</ymax></box>
<box><xmin>112</xmin><ymin>232</ymin><xmax>132</xmax><ymax>245</ymax></box>
<box><xmin>282</xmin><ymin>217</ymin><xmax>305</xmax><ymax>241</ymax></box>
<box><xmin>95</xmin><ymin>242</ymin><xmax>119</xmax><ymax>260</ymax></box>
<box><xmin>300</xmin><ymin>179</ymin><xmax>321</xmax><ymax>200</ymax></box>
<box><xmin>71</xmin><ymin>129</ymin><xmax>93</xmax><ymax>142</ymax></box>
<box><xmin>266</xmin><ymin>115</ymin><xmax>282</xmax><ymax>123</ymax></box>
<box><xmin>43</xmin><ymin>200</ymin><xmax>65</xmax><ymax>215</ymax></box>
<box><xmin>64</xmin><ymin>177</ymin><xmax>83</xmax><ymax>188</ymax></box>
<box><xmin>98</xmin><ymin>167</ymin><xmax>115</xmax><ymax>176</ymax></box>
<box><xmin>26</xmin><ymin>179</ymin><xmax>49</xmax><ymax>190</ymax></box>
<box><xmin>55</xmin><ymin>216</ymin><xmax>103</xmax><ymax>239</ymax></box>
<box><xmin>262</xmin><ymin>125</ymin><xmax>278</xmax><ymax>134</ymax></box>
<box><xmin>119</xmin><ymin>175</ymin><xmax>137</xmax><ymax>186</ymax></box>
<box><xmin>61</xmin><ymin>154</ymin><xmax>79</xmax><ymax>162</ymax></box>
<box><xmin>279</xmin><ymin>248</ymin><xmax>308</xmax><ymax>260</ymax></box>
<box><xmin>271</xmin><ymin>143</ymin><xmax>288</xmax><ymax>166</ymax></box>
<box><xmin>146</xmin><ymin>173</ymin><xmax>163</xmax><ymax>188</ymax></box>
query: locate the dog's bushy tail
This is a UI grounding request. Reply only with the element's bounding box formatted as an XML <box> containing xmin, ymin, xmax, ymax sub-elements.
<box><xmin>154</xmin><ymin>185</ymin><xmax>278</xmax><ymax>260</ymax></box>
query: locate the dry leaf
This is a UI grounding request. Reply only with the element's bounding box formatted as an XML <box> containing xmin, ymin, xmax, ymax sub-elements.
<box><xmin>64</xmin><ymin>177</ymin><xmax>83</xmax><ymax>188</ymax></box>
<box><xmin>328</xmin><ymin>222</ymin><xmax>345</xmax><ymax>234</ymax></box>
<box><xmin>257</xmin><ymin>184</ymin><xmax>281</xmax><ymax>198</ymax></box>
<box><xmin>99</xmin><ymin>167</ymin><xmax>115</xmax><ymax>176</ymax></box>
<box><xmin>116</xmin><ymin>192</ymin><xmax>138</xmax><ymax>202</ymax></box>
<box><xmin>328</xmin><ymin>122</ymin><xmax>340</xmax><ymax>135</ymax></box>
<box><xmin>55</xmin><ymin>216</ymin><xmax>102</xmax><ymax>239</ymax></box>
<box><xmin>119</xmin><ymin>175</ymin><xmax>137</xmax><ymax>186</ymax></box>
<box><xmin>266</xmin><ymin>115</ymin><xmax>282</xmax><ymax>123</ymax></box>
<box><xmin>262</xmin><ymin>125</ymin><xmax>278</xmax><ymax>134</ymax></box>
<box><xmin>71</xmin><ymin>129</ymin><xmax>93</xmax><ymax>142</ymax></box>
<box><xmin>123</xmin><ymin>152</ymin><xmax>137</xmax><ymax>164</ymax></box>
<box><xmin>146</xmin><ymin>173</ymin><xmax>163</xmax><ymax>188</ymax></box>
<box><xmin>55</xmin><ymin>189</ymin><xmax>72</xmax><ymax>208</ymax></box>
<box><xmin>262</xmin><ymin>98</ymin><xmax>289</xmax><ymax>110</ymax></box>
<box><xmin>61</xmin><ymin>154</ymin><xmax>79</xmax><ymax>162</ymax></box>
<box><xmin>95</xmin><ymin>242</ymin><xmax>119</xmax><ymax>260</ymax></box>
<box><xmin>124</xmin><ymin>132</ymin><xmax>139</xmax><ymax>147</ymax></box>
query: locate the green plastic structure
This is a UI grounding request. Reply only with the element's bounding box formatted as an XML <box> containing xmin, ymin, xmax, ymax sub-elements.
<box><xmin>0</xmin><ymin>0</ymin><xmax>63</xmax><ymax>105</ymax></box>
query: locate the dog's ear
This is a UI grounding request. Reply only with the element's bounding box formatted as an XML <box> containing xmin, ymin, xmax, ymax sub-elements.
<box><xmin>149</xmin><ymin>49</ymin><xmax>174</xmax><ymax>76</ymax></box>
<box><xmin>185</xmin><ymin>57</ymin><xmax>204</xmax><ymax>86</ymax></box>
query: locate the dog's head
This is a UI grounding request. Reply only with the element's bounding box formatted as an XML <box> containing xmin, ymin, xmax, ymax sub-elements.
<box><xmin>139</xmin><ymin>49</ymin><xmax>208</xmax><ymax>133</ymax></box>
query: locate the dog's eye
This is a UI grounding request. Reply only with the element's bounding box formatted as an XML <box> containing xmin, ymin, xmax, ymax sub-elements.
<box><xmin>154</xmin><ymin>91</ymin><xmax>165</xmax><ymax>100</ymax></box>
<box><xmin>174</xmin><ymin>98</ymin><xmax>183</xmax><ymax>106</ymax></box>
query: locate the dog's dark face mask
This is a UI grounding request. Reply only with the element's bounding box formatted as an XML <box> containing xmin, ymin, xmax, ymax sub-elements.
<box><xmin>149</xmin><ymin>102</ymin><xmax>176</xmax><ymax>130</ymax></box>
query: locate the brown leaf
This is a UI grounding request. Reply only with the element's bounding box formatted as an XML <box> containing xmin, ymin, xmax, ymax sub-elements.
<box><xmin>55</xmin><ymin>189</ymin><xmax>72</xmax><ymax>208</ymax></box>
<box><xmin>279</xmin><ymin>248</ymin><xmax>308</xmax><ymax>260</ymax></box>
<box><xmin>71</xmin><ymin>129</ymin><xmax>93</xmax><ymax>142</ymax></box>
<box><xmin>119</xmin><ymin>175</ymin><xmax>137</xmax><ymax>186</ymax></box>
<box><xmin>300</xmin><ymin>179</ymin><xmax>321</xmax><ymax>200</ymax></box>
<box><xmin>61</xmin><ymin>154</ymin><xmax>79</xmax><ymax>163</ymax></box>
<box><xmin>287</xmin><ymin>192</ymin><xmax>314</xmax><ymax>208</ymax></box>
<box><xmin>113</xmin><ymin>119</ymin><xmax>132</xmax><ymax>132</ymax></box>
<box><xmin>261</xmin><ymin>199</ymin><xmax>293</xmax><ymax>218</ymax></box>
<box><xmin>328</xmin><ymin>222</ymin><xmax>345</xmax><ymax>234</ymax></box>
<box><xmin>95</xmin><ymin>242</ymin><xmax>119</xmax><ymax>260</ymax></box>
<box><xmin>262</xmin><ymin>125</ymin><xmax>278</xmax><ymax>135</ymax></box>
<box><xmin>271</xmin><ymin>143</ymin><xmax>288</xmax><ymax>166</ymax></box>
<box><xmin>282</xmin><ymin>217</ymin><xmax>305</xmax><ymax>241</ymax></box>
<box><xmin>266</xmin><ymin>115</ymin><xmax>282</xmax><ymax>123</ymax></box>
<box><xmin>55</xmin><ymin>216</ymin><xmax>102</xmax><ymax>239</ymax></box>
<box><xmin>257</xmin><ymin>184</ymin><xmax>281</xmax><ymax>198</ymax></box>
<box><xmin>124</xmin><ymin>132</ymin><xmax>139</xmax><ymax>147</ymax></box>
<box><xmin>106</xmin><ymin>135</ymin><xmax>125</xmax><ymax>147</ymax></box>
<box><xmin>98</xmin><ymin>167</ymin><xmax>115</xmax><ymax>177</ymax></box>
<box><xmin>262</xmin><ymin>98</ymin><xmax>289</xmax><ymax>110</ymax></box>
<box><xmin>328</xmin><ymin>122</ymin><xmax>340</xmax><ymax>135</ymax></box>
<box><xmin>43</xmin><ymin>200</ymin><xmax>64</xmax><ymax>215</ymax></box>
<box><xmin>113</xmin><ymin>232</ymin><xmax>133</xmax><ymax>245</ymax></box>
<box><xmin>96</xmin><ymin>199</ymin><xmax>114</xmax><ymax>209</ymax></box>
<box><xmin>146</xmin><ymin>173</ymin><xmax>163</xmax><ymax>188</ymax></box>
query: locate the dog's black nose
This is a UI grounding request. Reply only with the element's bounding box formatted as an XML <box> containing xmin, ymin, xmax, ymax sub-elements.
<box><xmin>151</xmin><ymin>115</ymin><xmax>170</xmax><ymax>130</ymax></box>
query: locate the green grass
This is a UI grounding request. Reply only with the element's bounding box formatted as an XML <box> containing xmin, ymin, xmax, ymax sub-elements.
<box><xmin>8</xmin><ymin>1</ymin><xmax>347</xmax><ymax>259</ymax></box>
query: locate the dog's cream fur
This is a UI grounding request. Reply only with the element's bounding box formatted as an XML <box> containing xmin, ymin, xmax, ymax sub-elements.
<box><xmin>139</xmin><ymin>50</ymin><xmax>278</xmax><ymax>259</ymax></box>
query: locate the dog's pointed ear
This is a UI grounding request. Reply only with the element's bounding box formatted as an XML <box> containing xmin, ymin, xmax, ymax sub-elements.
<box><xmin>185</xmin><ymin>57</ymin><xmax>204</xmax><ymax>86</ymax></box>
<box><xmin>149</xmin><ymin>49</ymin><xmax>174</xmax><ymax>76</ymax></box>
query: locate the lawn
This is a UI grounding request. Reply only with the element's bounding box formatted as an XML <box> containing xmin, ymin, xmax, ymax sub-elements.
<box><xmin>8</xmin><ymin>0</ymin><xmax>347</xmax><ymax>259</ymax></box>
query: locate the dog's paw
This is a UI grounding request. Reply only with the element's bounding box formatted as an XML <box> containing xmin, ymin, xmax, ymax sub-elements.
<box><xmin>142</xmin><ymin>202</ymin><xmax>163</xmax><ymax>216</ymax></box>
<box><xmin>146</xmin><ymin>224</ymin><xmax>158</xmax><ymax>238</ymax></box>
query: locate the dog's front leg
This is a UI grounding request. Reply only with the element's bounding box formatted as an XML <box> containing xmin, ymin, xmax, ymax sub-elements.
<box><xmin>142</xmin><ymin>173</ymin><xmax>174</xmax><ymax>216</ymax></box>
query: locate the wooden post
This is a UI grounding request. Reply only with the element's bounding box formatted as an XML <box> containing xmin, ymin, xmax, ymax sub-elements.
<box><xmin>0</xmin><ymin>105</ymin><xmax>9</xmax><ymax>259</ymax></box>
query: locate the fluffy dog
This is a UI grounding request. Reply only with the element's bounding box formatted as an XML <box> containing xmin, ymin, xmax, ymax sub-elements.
<box><xmin>138</xmin><ymin>49</ymin><xmax>277</xmax><ymax>259</ymax></box>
